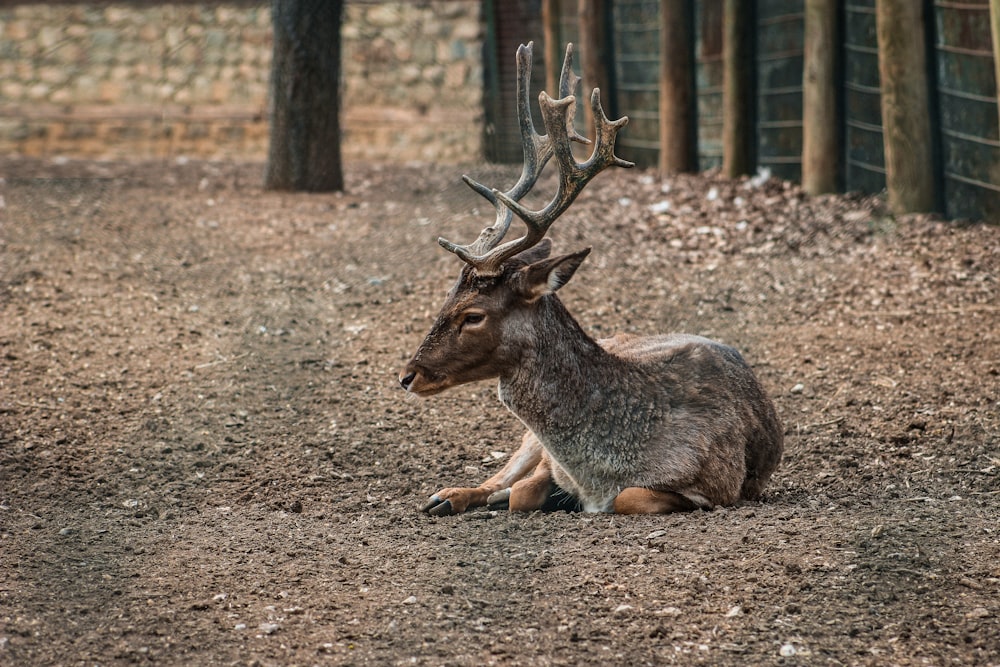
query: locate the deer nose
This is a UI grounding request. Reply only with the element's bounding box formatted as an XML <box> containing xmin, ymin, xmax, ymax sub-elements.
<box><xmin>399</xmin><ymin>371</ymin><xmax>416</xmax><ymax>391</ymax></box>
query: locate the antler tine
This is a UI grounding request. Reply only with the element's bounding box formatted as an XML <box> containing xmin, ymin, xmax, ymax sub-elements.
<box><xmin>485</xmin><ymin>87</ymin><xmax>633</xmax><ymax>267</ymax></box>
<box><xmin>438</xmin><ymin>42</ymin><xmax>551</xmax><ymax>267</ymax></box>
<box><xmin>557</xmin><ymin>44</ymin><xmax>590</xmax><ymax>146</ymax></box>
<box><xmin>558</xmin><ymin>44</ymin><xmax>581</xmax><ymax>99</ymax></box>
<box><xmin>439</xmin><ymin>43</ymin><xmax>595</xmax><ymax>273</ymax></box>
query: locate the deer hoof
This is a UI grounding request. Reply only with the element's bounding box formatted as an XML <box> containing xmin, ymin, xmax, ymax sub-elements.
<box><xmin>486</xmin><ymin>488</ymin><xmax>511</xmax><ymax>510</ymax></box>
<box><xmin>421</xmin><ymin>495</ymin><xmax>456</xmax><ymax>516</ymax></box>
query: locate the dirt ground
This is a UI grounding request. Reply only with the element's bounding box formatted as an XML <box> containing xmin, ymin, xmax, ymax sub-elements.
<box><xmin>0</xmin><ymin>156</ymin><xmax>997</xmax><ymax>666</ymax></box>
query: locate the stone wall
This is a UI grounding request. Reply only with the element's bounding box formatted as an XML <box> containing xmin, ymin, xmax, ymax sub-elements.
<box><xmin>341</xmin><ymin>0</ymin><xmax>483</xmax><ymax>162</ymax></box>
<box><xmin>0</xmin><ymin>1</ymin><xmax>484</xmax><ymax>162</ymax></box>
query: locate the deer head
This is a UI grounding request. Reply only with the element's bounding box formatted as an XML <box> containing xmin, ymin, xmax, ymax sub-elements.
<box><xmin>399</xmin><ymin>42</ymin><xmax>632</xmax><ymax>396</ymax></box>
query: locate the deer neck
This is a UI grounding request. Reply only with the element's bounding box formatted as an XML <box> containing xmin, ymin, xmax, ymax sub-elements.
<box><xmin>497</xmin><ymin>295</ymin><xmax>610</xmax><ymax>434</ymax></box>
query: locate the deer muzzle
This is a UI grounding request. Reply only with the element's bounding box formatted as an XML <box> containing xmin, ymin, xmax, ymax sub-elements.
<box><xmin>399</xmin><ymin>370</ymin><xmax>417</xmax><ymax>391</ymax></box>
<box><xmin>398</xmin><ymin>363</ymin><xmax>449</xmax><ymax>396</ymax></box>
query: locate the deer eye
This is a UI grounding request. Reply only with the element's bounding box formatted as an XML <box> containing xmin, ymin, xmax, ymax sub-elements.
<box><xmin>460</xmin><ymin>312</ymin><xmax>485</xmax><ymax>327</ymax></box>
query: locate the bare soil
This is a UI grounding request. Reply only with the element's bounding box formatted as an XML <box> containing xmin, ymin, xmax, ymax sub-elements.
<box><xmin>1</xmin><ymin>157</ymin><xmax>998</xmax><ymax>666</ymax></box>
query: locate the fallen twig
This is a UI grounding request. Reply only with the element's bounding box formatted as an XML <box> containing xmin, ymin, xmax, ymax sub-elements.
<box><xmin>805</xmin><ymin>416</ymin><xmax>846</xmax><ymax>430</ymax></box>
<box><xmin>195</xmin><ymin>353</ymin><xmax>249</xmax><ymax>370</ymax></box>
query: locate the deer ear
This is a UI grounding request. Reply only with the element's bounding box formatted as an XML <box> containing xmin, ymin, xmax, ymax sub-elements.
<box><xmin>513</xmin><ymin>237</ymin><xmax>553</xmax><ymax>265</ymax></box>
<box><xmin>516</xmin><ymin>247</ymin><xmax>591</xmax><ymax>301</ymax></box>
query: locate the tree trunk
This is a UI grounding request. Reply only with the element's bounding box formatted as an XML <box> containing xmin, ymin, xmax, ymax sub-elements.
<box><xmin>265</xmin><ymin>0</ymin><xmax>344</xmax><ymax>192</ymax></box>
<box><xmin>722</xmin><ymin>0</ymin><xmax>753</xmax><ymax>178</ymax></box>
<box><xmin>578</xmin><ymin>0</ymin><xmax>612</xmax><ymax>137</ymax></box>
<box><xmin>658</xmin><ymin>0</ymin><xmax>696</xmax><ymax>175</ymax></box>
<box><xmin>876</xmin><ymin>0</ymin><xmax>935</xmax><ymax>213</ymax></box>
<box><xmin>802</xmin><ymin>0</ymin><xmax>839</xmax><ymax>195</ymax></box>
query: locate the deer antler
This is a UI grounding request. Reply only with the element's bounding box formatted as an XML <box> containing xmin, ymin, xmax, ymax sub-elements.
<box><xmin>438</xmin><ymin>42</ymin><xmax>632</xmax><ymax>277</ymax></box>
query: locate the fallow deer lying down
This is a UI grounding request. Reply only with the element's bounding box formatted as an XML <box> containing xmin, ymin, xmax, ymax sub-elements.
<box><xmin>399</xmin><ymin>42</ymin><xmax>783</xmax><ymax>515</ymax></box>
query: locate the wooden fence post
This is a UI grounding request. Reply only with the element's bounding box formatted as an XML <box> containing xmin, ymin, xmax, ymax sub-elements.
<box><xmin>802</xmin><ymin>0</ymin><xmax>838</xmax><ymax>194</ymax></box>
<box><xmin>991</xmin><ymin>0</ymin><xmax>1000</xmax><ymax>132</ymax></box>
<box><xmin>875</xmin><ymin>0</ymin><xmax>935</xmax><ymax>213</ymax></box>
<box><xmin>722</xmin><ymin>0</ymin><xmax>753</xmax><ymax>178</ymax></box>
<box><xmin>579</xmin><ymin>0</ymin><xmax>612</xmax><ymax>138</ymax></box>
<box><xmin>659</xmin><ymin>0</ymin><xmax>697</xmax><ymax>174</ymax></box>
<box><xmin>542</xmin><ymin>0</ymin><xmax>560</xmax><ymax>96</ymax></box>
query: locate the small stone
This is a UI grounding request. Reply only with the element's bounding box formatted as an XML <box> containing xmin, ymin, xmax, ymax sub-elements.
<box><xmin>613</xmin><ymin>604</ymin><xmax>633</xmax><ymax>615</ymax></box>
<box><xmin>726</xmin><ymin>605</ymin><xmax>742</xmax><ymax>617</ymax></box>
<box><xmin>780</xmin><ymin>644</ymin><xmax>797</xmax><ymax>656</ymax></box>
<box><xmin>966</xmin><ymin>607</ymin><xmax>990</xmax><ymax>619</ymax></box>
<box><xmin>401</xmin><ymin>595</ymin><xmax>417</xmax><ymax>605</ymax></box>
<box><xmin>790</xmin><ymin>383</ymin><xmax>805</xmax><ymax>394</ymax></box>
<box><xmin>258</xmin><ymin>622</ymin><xmax>279</xmax><ymax>634</ymax></box>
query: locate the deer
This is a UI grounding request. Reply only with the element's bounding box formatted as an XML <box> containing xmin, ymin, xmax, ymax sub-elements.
<box><xmin>399</xmin><ymin>42</ymin><xmax>783</xmax><ymax>516</ymax></box>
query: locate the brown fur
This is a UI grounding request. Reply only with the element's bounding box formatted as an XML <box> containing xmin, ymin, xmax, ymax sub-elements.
<box><xmin>401</xmin><ymin>242</ymin><xmax>783</xmax><ymax>515</ymax></box>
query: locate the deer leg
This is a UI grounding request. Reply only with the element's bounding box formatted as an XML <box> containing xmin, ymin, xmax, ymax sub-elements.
<box><xmin>422</xmin><ymin>431</ymin><xmax>543</xmax><ymax>516</ymax></box>
<box><xmin>505</xmin><ymin>450</ymin><xmax>555</xmax><ymax>512</ymax></box>
<box><xmin>612</xmin><ymin>488</ymin><xmax>701</xmax><ymax>515</ymax></box>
